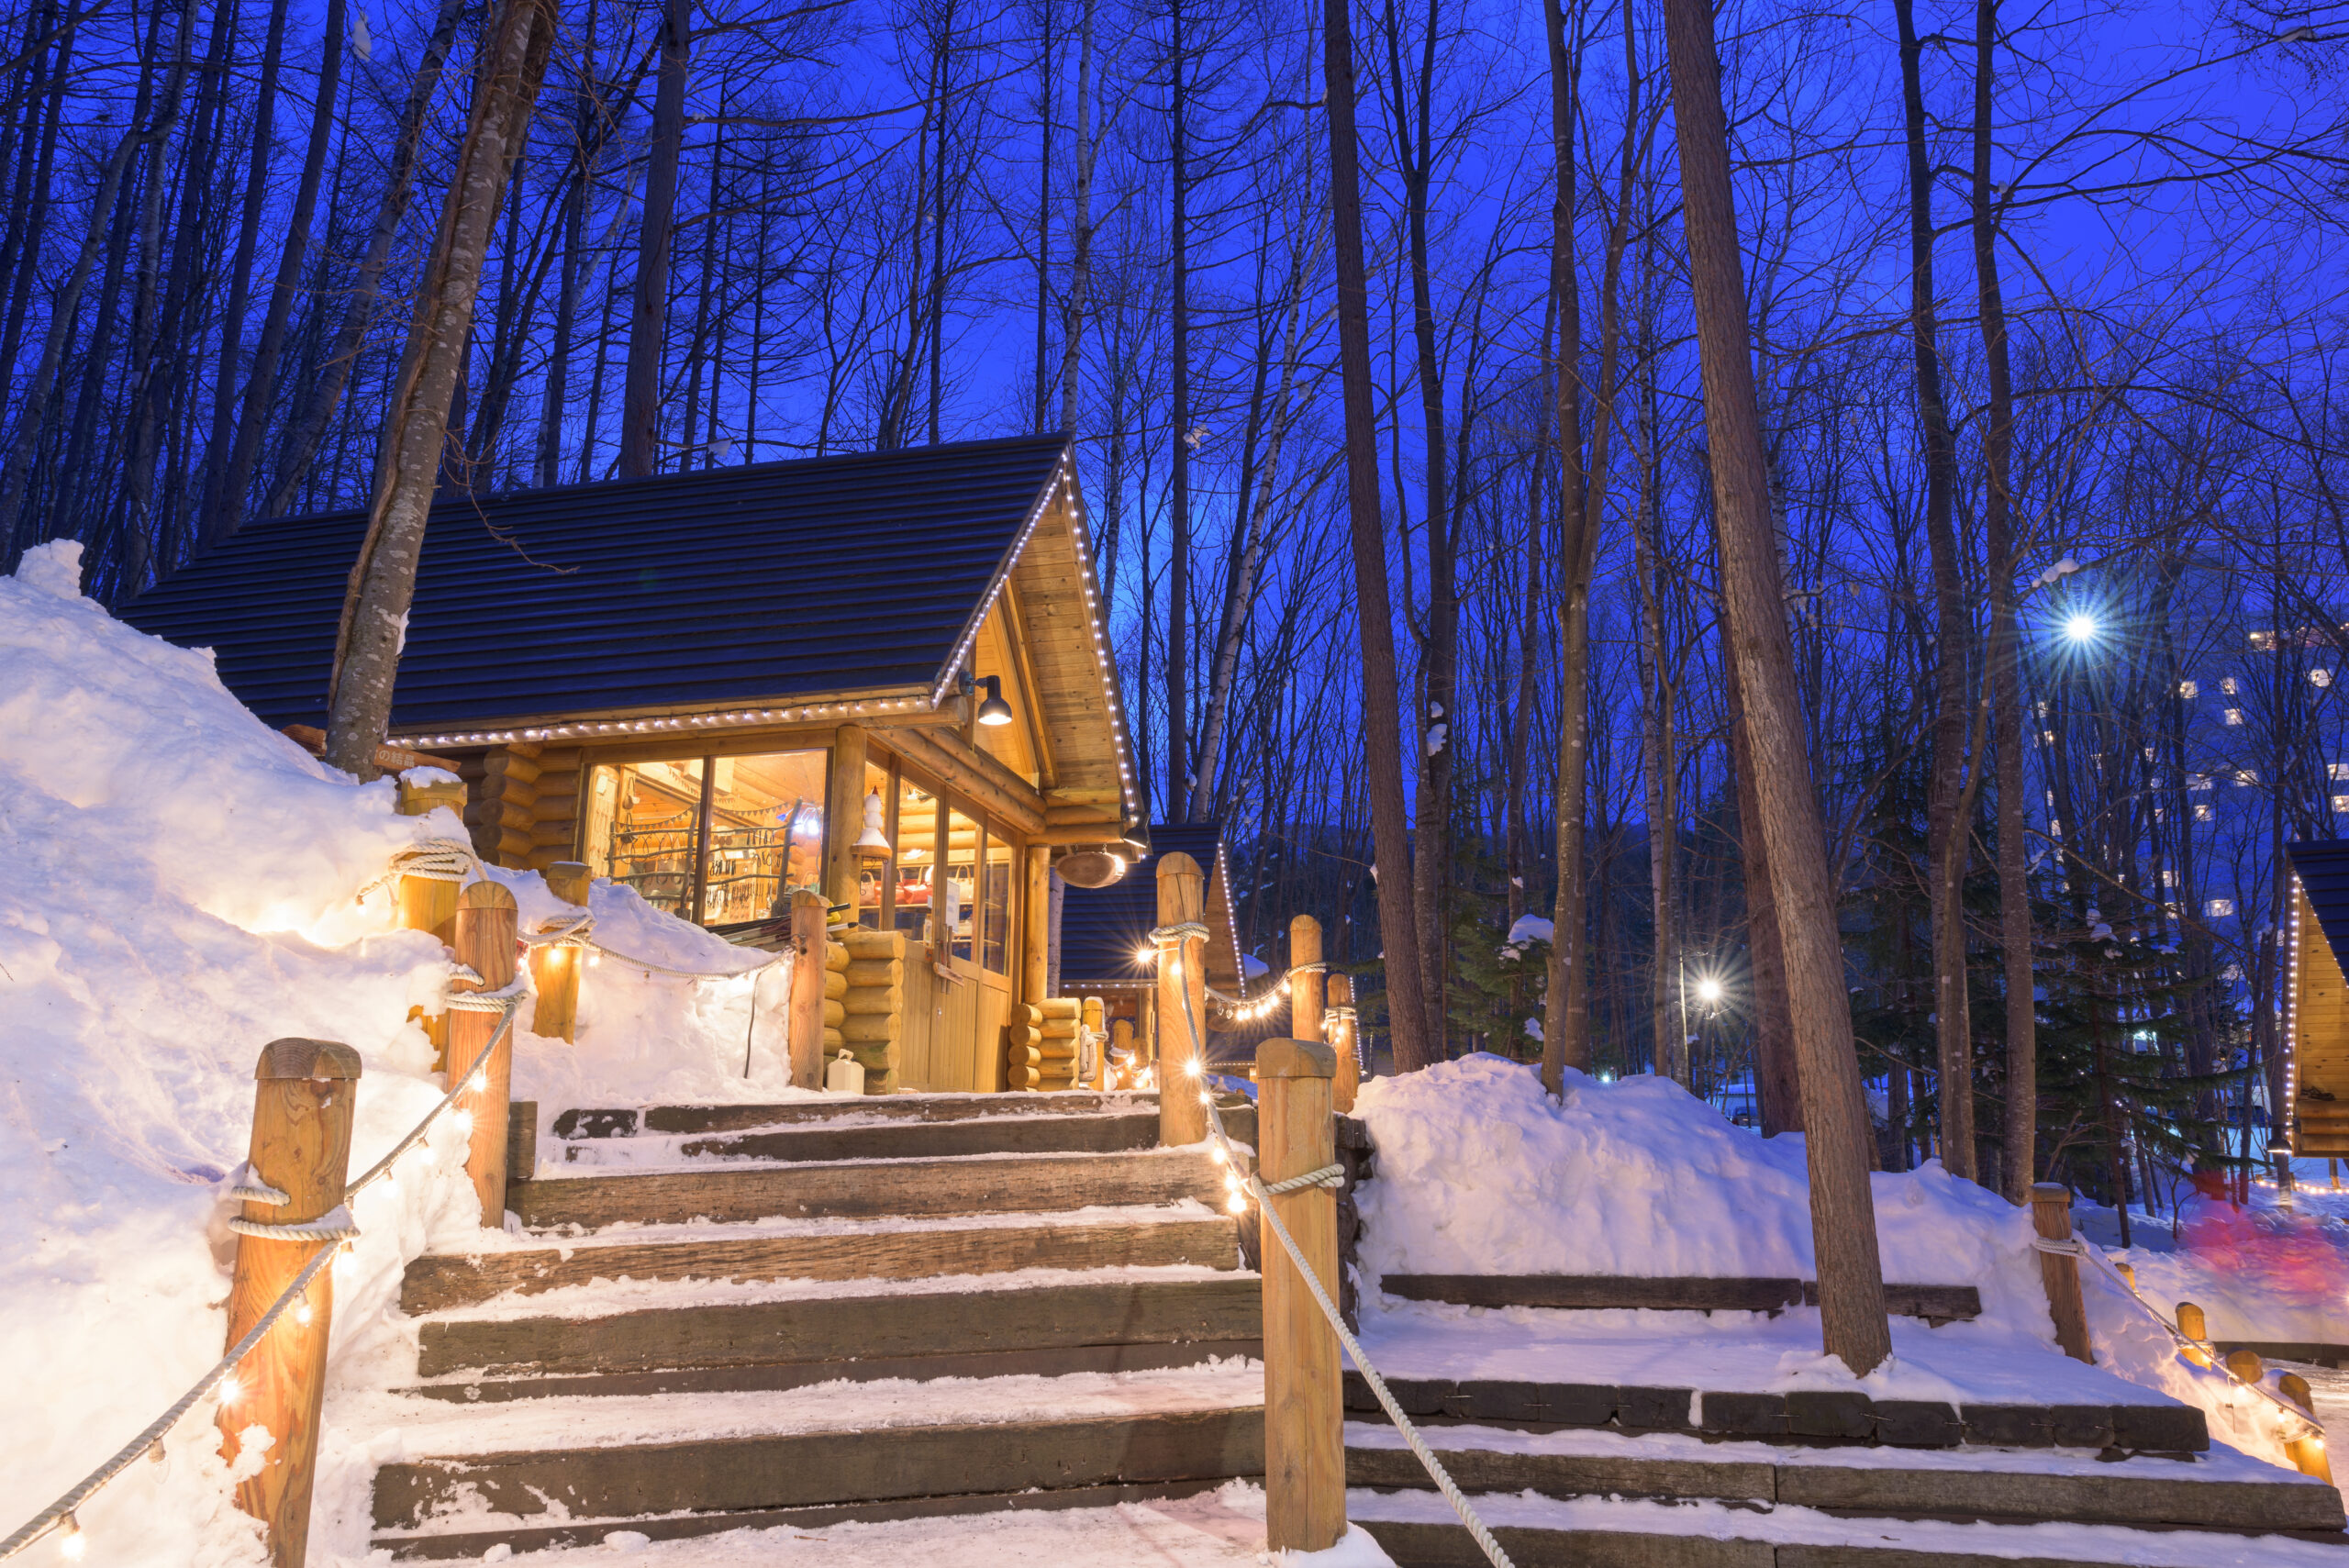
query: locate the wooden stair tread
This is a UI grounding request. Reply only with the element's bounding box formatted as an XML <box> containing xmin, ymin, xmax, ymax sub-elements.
<box><xmin>511</xmin><ymin>1147</ymin><xmax>1225</xmax><ymax>1229</ymax></box>
<box><xmin>371</xmin><ymin>1406</ymin><xmax>1266</xmax><ymax>1533</ymax></box>
<box><xmin>553</xmin><ymin>1092</ymin><xmax>1160</xmax><ymax>1141</ymax></box>
<box><xmin>1344</xmin><ymin>1432</ymin><xmax>2344</xmax><ymax>1531</ymax></box>
<box><xmin>401</xmin><ymin>1210</ymin><xmax>1240</xmax><ymax>1312</ymax></box>
<box><xmin>1382</xmin><ymin>1274</ymin><xmax>1981</xmax><ymax>1322</ymax></box>
<box><xmin>668</xmin><ymin>1108</ymin><xmax>1160</xmax><ymax>1163</ymax></box>
<box><xmin>415</xmin><ymin>1273</ymin><xmax>1265</xmax><ymax>1378</ymax></box>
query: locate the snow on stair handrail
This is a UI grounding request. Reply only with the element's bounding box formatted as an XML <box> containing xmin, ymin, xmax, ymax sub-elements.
<box><xmin>1153</xmin><ymin>925</ymin><xmax>1516</xmax><ymax>1568</ymax></box>
<box><xmin>0</xmin><ymin>975</ymin><xmax>530</xmax><ymax>1562</ymax></box>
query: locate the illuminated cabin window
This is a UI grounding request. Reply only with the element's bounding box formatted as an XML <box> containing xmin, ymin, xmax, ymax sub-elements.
<box><xmin>584</xmin><ymin>751</ymin><xmax>827</xmax><ymax>928</ymax></box>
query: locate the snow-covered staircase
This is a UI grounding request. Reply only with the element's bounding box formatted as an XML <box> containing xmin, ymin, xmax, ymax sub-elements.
<box><xmin>365</xmin><ymin>1092</ymin><xmax>1266</xmax><ymax>1558</ymax></box>
<box><xmin>1341</xmin><ymin>1367</ymin><xmax>2349</xmax><ymax>1565</ymax></box>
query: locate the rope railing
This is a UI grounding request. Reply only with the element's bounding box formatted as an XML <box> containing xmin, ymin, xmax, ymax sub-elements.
<box><xmin>0</xmin><ymin>934</ymin><xmax>532</xmax><ymax>1561</ymax></box>
<box><xmin>1151</xmin><ymin>925</ymin><xmax>1514</xmax><ymax>1568</ymax></box>
<box><xmin>2052</xmin><ymin>1231</ymin><xmax>2329</xmax><ymax>1444</ymax></box>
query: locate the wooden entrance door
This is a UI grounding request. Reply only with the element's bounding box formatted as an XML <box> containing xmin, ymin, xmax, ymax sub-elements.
<box><xmin>884</xmin><ymin>766</ymin><xmax>1020</xmax><ymax>1093</ymax></box>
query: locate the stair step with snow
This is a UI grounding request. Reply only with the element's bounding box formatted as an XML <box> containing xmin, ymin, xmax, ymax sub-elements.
<box><xmin>670</xmin><ymin>1107</ymin><xmax>1161</xmax><ymax>1162</ymax></box>
<box><xmin>370</xmin><ymin>1407</ymin><xmax>1265</xmax><ymax>1556</ymax></box>
<box><xmin>368</xmin><ymin>1476</ymin><xmax>1244</xmax><ymax>1560</ymax></box>
<box><xmin>413</xmin><ymin>1274</ymin><xmax>1263</xmax><ymax>1381</ymax></box>
<box><xmin>1347</xmin><ymin>1489</ymin><xmax>2349</xmax><ymax>1567</ymax></box>
<box><xmin>1381</xmin><ymin>1274</ymin><xmax>1982</xmax><ymax>1324</ymax></box>
<box><xmin>1344</xmin><ymin>1372</ymin><xmax>2211</xmax><ymax>1452</ymax></box>
<box><xmin>400</xmin><ymin>1209</ymin><xmax>1240</xmax><ymax>1311</ymax></box>
<box><xmin>1345</xmin><ymin>1424</ymin><xmax>2346</xmax><ymax>1532</ymax></box>
<box><xmin>510</xmin><ymin>1146</ymin><xmax>1224</xmax><ymax>1229</ymax></box>
<box><xmin>552</xmin><ymin>1091</ymin><xmax>1161</xmax><ymax>1140</ymax></box>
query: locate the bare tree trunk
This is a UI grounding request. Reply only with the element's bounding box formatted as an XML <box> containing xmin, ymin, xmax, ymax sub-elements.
<box><xmin>1726</xmin><ymin>643</ymin><xmax>1801</xmax><ymax>1129</ymax></box>
<box><xmin>0</xmin><ymin>0</ymin><xmax>71</xmax><ymax>423</ymax></box>
<box><xmin>324</xmin><ymin>0</ymin><xmax>557</xmax><ymax>778</ymax></box>
<box><xmin>265</xmin><ymin>0</ymin><xmax>466</xmax><ymax>516</ymax></box>
<box><xmin>1324</xmin><ymin>0</ymin><xmax>1429</xmax><ymax>1072</ymax></box>
<box><xmin>0</xmin><ymin>0</ymin><xmax>195</xmax><ymax>559</ymax></box>
<box><xmin>619</xmin><ymin>0</ymin><xmax>691</xmax><ymax>478</ymax></box>
<box><xmin>1663</xmin><ymin>0</ymin><xmax>1890</xmax><ymax>1373</ymax></box>
<box><xmin>536</xmin><ymin>11</ymin><xmax>597</xmax><ymax>489</ymax></box>
<box><xmin>199</xmin><ymin>0</ymin><xmax>290</xmax><ymax>545</ymax></box>
<box><xmin>1056</xmin><ymin>0</ymin><xmax>1093</xmax><ymax>434</ymax></box>
<box><xmin>1167</xmin><ymin>0</ymin><xmax>1191</xmax><ymax>816</ymax></box>
<box><xmin>216</xmin><ymin>0</ymin><xmax>347</xmax><ymax>534</ymax></box>
<box><xmin>1974</xmin><ymin>0</ymin><xmax>2034</xmax><ymax>1202</ymax></box>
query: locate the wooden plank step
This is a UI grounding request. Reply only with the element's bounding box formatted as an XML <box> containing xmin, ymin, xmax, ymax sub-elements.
<box><xmin>372</xmin><ymin>1407</ymin><xmax>1264</xmax><ymax>1531</ymax></box>
<box><xmin>551</xmin><ymin>1091</ymin><xmax>1159</xmax><ymax>1140</ymax></box>
<box><xmin>370</xmin><ymin>1476</ymin><xmax>1246</xmax><ymax>1560</ymax></box>
<box><xmin>404</xmin><ymin>1337</ymin><xmax>1264</xmax><ymax>1403</ymax></box>
<box><xmin>1346</xmin><ymin>1439</ymin><xmax>2345</xmax><ymax>1531</ymax></box>
<box><xmin>672</xmin><ymin>1108</ymin><xmax>1159</xmax><ymax>1162</ymax></box>
<box><xmin>1343</xmin><ymin>1372</ymin><xmax>2210</xmax><ymax>1452</ymax></box>
<box><xmin>512</xmin><ymin>1148</ymin><xmax>1225</xmax><ymax>1229</ymax></box>
<box><xmin>1381</xmin><ymin>1274</ymin><xmax>1982</xmax><ymax>1323</ymax></box>
<box><xmin>416</xmin><ymin>1274</ymin><xmax>1265</xmax><ymax>1378</ymax></box>
<box><xmin>401</xmin><ymin>1212</ymin><xmax>1241</xmax><ymax>1312</ymax></box>
<box><xmin>1352</xmin><ymin>1509</ymin><xmax>2347</xmax><ymax>1568</ymax></box>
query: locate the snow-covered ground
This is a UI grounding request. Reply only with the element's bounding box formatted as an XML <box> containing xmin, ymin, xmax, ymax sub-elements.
<box><xmin>2091</xmin><ymin>1169</ymin><xmax>2349</xmax><ymax>1349</ymax></box>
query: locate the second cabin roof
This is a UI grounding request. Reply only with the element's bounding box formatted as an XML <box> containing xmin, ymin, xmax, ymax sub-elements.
<box><xmin>119</xmin><ymin>435</ymin><xmax>1084</xmax><ymax>735</ymax></box>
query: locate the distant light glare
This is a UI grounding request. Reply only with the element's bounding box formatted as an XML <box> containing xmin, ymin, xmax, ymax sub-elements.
<box><xmin>1695</xmin><ymin>977</ymin><xmax>1724</xmax><ymax>1005</ymax></box>
<box><xmin>2065</xmin><ymin>614</ymin><xmax>2098</xmax><ymax>643</ymax></box>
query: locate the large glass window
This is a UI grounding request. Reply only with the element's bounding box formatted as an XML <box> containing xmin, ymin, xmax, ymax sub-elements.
<box><xmin>981</xmin><ymin>828</ymin><xmax>1013</xmax><ymax>973</ymax></box>
<box><xmin>584</xmin><ymin>750</ymin><xmax>826</xmax><ymax>928</ymax></box>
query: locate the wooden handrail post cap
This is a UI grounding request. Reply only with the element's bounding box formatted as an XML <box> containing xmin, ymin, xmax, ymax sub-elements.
<box><xmin>224</xmin><ymin>1039</ymin><xmax>362</xmax><ymax>1568</ymax></box>
<box><xmin>1256</xmin><ymin>1033</ymin><xmax>1342</xmax><ymax>1554</ymax></box>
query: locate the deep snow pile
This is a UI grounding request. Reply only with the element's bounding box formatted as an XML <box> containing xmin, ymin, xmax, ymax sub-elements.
<box><xmin>0</xmin><ymin>544</ymin><xmax>810</xmax><ymax>1564</ymax></box>
<box><xmin>1350</xmin><ymin>1055</ymin><xmax>2298</xmax><ymax>1466</ymax></box>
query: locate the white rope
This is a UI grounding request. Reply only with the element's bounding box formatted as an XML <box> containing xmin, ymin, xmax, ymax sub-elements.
<box><xmin>1153</xmin><ymin>930</ymin><xmax>1513</xmax><ymax>1568</ymax></box>
<box><xmin>2058</xmin><ymin>1219</ymin><xmax>2325</xmax><ymax>1442</ymax></box>
<box><xmin>229</xmin><ymin>1204</ymin><xmax>361</xmax><ymax>1242</ymax></box>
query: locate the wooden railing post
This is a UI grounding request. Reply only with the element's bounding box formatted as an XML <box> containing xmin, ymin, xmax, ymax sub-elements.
<box><xmin>2176</xmin><ymin>1301</ymin><xmax>2212</xmax><ymax>1365</ymax></box>
<box><xmin>2280</xmin><ymin>1372</ymin><xmax>2335</xmax><ymax>1483</ymax></box>
<box><xmin>787</xmin><ymin>888</ymin><xmax>830</xmax><ymax>1088</ymax></box>
<box><xmin>1155</xmin><ymin>851</ymin><xmax>1208</xmax><ymax>1145</ymax></box>
<box><xmin>221</xmin><ymin>1039</ymin><xmax>361</xmax><ymax>1568</ymax></box>
<box><xmin>1329</xmin><ymin>973</ymin><xmax>1358</xmax><ymax>1113</ymax></box>
<box><xmin>2030</xmin><ymin>1184</ymin><xmax>2093</xmax><ymax>1363</ymax></box>
<box><xmin>394</xmin><ymin>773</ymin><xmax>467</xmax><ymax>944</ymax></box>
<box><xmin>529</xmin><ymin>862</ymin><xmax>590</xmax><ymax>1041</ymax></box>
<box><xmin>1258</xmin><ymin>1036</ymin><xmax>1342</xmax><ymax>1555</ymax></box>
<box><xmin>1289</xmin><ymin>915</ymin><xmax>1324</xmax><ymax>1046</ymax></box>
<box><xmin>453</xmin><ymin>881</ymin><xmax>519</xmax><ymax>1227</ymax></box>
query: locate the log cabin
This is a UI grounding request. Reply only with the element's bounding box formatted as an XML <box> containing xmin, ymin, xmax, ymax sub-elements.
<box><xmin>121</xmin><ymin>435</ymin><xmax>1147</xmax><ymax>1093</ymax></box>
<box><xmin>2285</xmin><ymin>840</ymin><xmax>2349</xmax><ymax>1158</ymax></box>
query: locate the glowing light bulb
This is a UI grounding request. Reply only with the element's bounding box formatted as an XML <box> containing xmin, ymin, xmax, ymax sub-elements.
<box><xmin>1184</xmin><ymin>1058</ymin><xmax>1205</xmax><ymax>1079</ymax></box>
<box><xmin>1225</xmin><ymin>1193</ymin><xmax>1248</xmax><ymax>1215</ymax></box>
<box><xmin>468</xmin><ymin>1071</ymin><xmax>488</xmax><ymax>1094</ymax></box>
<box><xmin>295</xmin><ymin>1303</ymin><xmax>314</xmax><ymax>1327</ymax></box>
<box><xmin>57</xmin><ymin>1514</ymin><xmax>83</xmax><ymax>1561</ymax></box>
<box><xmin>1197</xmin><ymin>1090</ymin><xmax>1213</xmax><ymax>1106</ymax></box>
<box><xmin>1210</xmin><ymin>1146</ymin><xmax>1229</xmax><ymax>1165</ymax></box>
<box><xmin>218</xmin><ymin>1375</ymin><xmax>242</xmax><ymax>1406</ymax></box>
<box><xmin>2065</xmin><ymin>613</ymin><xmax>2098</xmax><ymax>643</ymax></box>
<box><xmin>1696</xmin><ymin>977</ymin><xmax>1723</xmax><ymax>1004</ymax></box>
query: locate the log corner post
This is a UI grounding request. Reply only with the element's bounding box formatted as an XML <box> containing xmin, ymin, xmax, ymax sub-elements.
<box><xmin>221</xmin><ymin>1038</ymin><xmax>362</xmax><ymax>1568</ymax></box>
<box><xmin>2030</xmin><ymin>1183</ymin><xmax>2093</xmax><ymax>1363</ymax></box>
<box><xmin>1155</xmin><ymin>851</ymin><xmax>1208</xmax><ymax>1146</ymax></box>
<box><xmin>1329</xmin><ymin>973</ymin><xmax>1359</xmax><ymax>1113</ymax></box>
<box><xmin>787</xmin><ymin>887</ymin><xmax>830</xmax><ymax>1088</ymax></box>
<box><xmin>529</xmin><ymin>862</ymin><xmax>590</xmax><ymax>1041</ymax></box>
<box><xmin>1257</xmin><ymin>1035</ymin><xmax>1342</xmax><ymax>1555</ymax></box>
<box><xmin>453</xmin><ymin>880</ymin><xmax>520</xmax><ymax>1227</ymax></box>
<box><xmin>1289</xmin><ymin>914</ymin><xmax>1325</xmax><ymax>1046</ymax></box>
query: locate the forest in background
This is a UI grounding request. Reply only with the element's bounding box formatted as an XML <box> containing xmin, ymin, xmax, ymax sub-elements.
<box><xmin>0</xmin><ymin>0</ymin><xmax>2345</xmax><ymax>1219</ymax></box>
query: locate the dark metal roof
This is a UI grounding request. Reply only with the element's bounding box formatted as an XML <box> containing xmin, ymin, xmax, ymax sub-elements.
<box><xmin>2291</xmin><ymin>840</ymin><xmax>2349</xmax><ymax>970</ymax></box>
<box><xmin>117</xmin><ymin>435</ymin><xmax>1072</xmax><ymax>731</ymax></box>
<box><xmin>1059</xmin><ymin>822</ymin><xmax>1230</xmax><ymax>992</ymax></box>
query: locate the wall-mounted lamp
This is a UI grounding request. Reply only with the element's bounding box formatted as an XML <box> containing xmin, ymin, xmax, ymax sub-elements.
<box><xmin>976</xmin><ymin>674</ymin><xmax>1015</xmax><ymax>727</ymax></box>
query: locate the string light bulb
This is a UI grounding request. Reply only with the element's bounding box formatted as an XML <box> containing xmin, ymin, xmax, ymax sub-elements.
<box><xmin>218</xmin><ymin>1374</ymin><xmax>241</xmax><ymax>1406</ymax></box>
<box><xmin>1226</xmin><ymin>1193</ymin><xmax>1248</xmax><ymax>1215</ymax></box>
<box><xmin>57</xmin><ymin>1512</ymin><xmax>83</xmax><ymax>1561</ymax></box>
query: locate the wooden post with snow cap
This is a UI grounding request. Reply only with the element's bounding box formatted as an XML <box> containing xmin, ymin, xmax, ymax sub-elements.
<box><xmin>221</xmin><ymin>1038</ymin><xmax>361</xmax><ymax>1568</ymax></box>
<box><xmin>452</xmin><ymin>880</ymin><xmax>519</xmax><ymax>1227</ymax></box>
<box><xmin>2030</xmin><ymin>1184</ymin><xmax>2093</xmax><ymax>1363</ymax></box>
<box><xmin>1155</xmin><ymin>851</ymin><xmax>1208</xmax><ymax>1146</ymax></box>
<box><xmin>1289</xmin><ymin>915</ymin><xmax>1325</xmax><ymax>1048</ymax></box>
<box><xmin>787</xmin><ymin>888</ymin><xmax>830</xmax><ymax>1088</ymax></box>
<box><xmin>529</xmin><ymin>862</ymin><xmax>590</xmax><ymax>1041</ymax></box>
<box><xmin>394</xmin><ymin>772</ymin><xmax>467</xmax><ymax>945</ymax></box>
<box><xmin>2279</xmin><ymin>1373</ymin><xmax>2335</xmax><ymax>1483</ymax></box>
<box><xmin>1258</xmin><ymin>1035</ymin><xmax>1343</xmax><ymax>1554</ymax></box>
<box><xmin>1329</xmin><ymin>973</ymin><xmax>1359</xmax><ymax>1113</ymax></box>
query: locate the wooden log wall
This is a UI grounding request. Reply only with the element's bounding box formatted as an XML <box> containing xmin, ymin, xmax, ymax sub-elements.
<box><xmin>1008</xmin><ymin>997</ymin><xmax>1085</xmax><ymax>1090</ymax></box>
<box><xmin>457</xmin><ymin>740</ymin><xmax>585</xmax><ymax>871</ymax></box>
<box><xmin>838</xmin><ymin>929</ymin><xmax>906</xmax><ymax>1094</ymax></box>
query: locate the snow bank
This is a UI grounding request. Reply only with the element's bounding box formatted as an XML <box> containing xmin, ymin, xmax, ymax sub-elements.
<box><xmin>1350</xmin><ymin>1055</ymin><xmax>2295</xmax><ymax>1466</ymax></box>
<box><xmin>0</xmin><ymin>544</ymin><xmax>799</xmax><ymax>1563</ymax></box>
